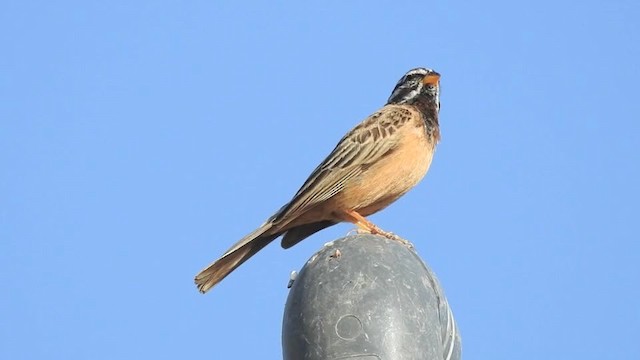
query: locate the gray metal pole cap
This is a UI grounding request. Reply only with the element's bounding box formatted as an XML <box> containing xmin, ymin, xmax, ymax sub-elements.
<box><xmin>282</xmin><ymin>234</ymin><xmax>461</xmax><ymax>360</ymax></box>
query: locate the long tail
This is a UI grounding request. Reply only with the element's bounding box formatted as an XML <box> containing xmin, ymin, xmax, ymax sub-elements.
<box><xmin>194</xmin><ymin>222</ymin><xmax>280</xmax><ymax>294</ymax></box>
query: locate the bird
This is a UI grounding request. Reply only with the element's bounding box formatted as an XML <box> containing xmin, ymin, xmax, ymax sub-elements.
<box><xmin>195</xmin><ymin>67</ymin><xmax>441</xmax><ymax>293</ymax></box>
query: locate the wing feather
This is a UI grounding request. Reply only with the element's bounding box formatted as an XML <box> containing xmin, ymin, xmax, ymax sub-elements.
<box><xmin>271</xmin><ymin>105</ymin><xmax>415</xmax><ymax>224</ymax></box>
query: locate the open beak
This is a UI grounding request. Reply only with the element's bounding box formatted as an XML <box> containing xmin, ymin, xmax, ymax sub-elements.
<box><xmin>422</xmin><ymin>73</ymin><xmax>440</xmax><ymax>85</ymax></box>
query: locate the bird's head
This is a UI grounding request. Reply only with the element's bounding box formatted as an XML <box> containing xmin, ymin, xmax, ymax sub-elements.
<box><xmin>387</xmin><ymin>68</ymin><xmax>440</xmax><ymax>113</ymax></box>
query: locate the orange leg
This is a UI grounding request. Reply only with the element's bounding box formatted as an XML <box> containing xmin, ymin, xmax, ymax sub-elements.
<box><xmin>340</xmin><ymin>210</ymin><xmax>413</xmax><ymax>248</ymax></box>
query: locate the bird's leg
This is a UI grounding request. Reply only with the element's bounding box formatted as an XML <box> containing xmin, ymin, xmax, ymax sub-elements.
<box><xmin>341</xmin><ymin>210</ymin><xmax>413</xmax><ymax>248</ymax></box>
<box><xmin>342</xmin><ymin>209</ymin><xmax>393</xmax><ymax>236</ymax></box>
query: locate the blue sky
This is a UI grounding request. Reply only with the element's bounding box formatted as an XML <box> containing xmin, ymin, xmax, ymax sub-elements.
<box><xmin>2</xmin><ymin>1</ymin><xmax>639</xmax><ymax>359</ymax></box>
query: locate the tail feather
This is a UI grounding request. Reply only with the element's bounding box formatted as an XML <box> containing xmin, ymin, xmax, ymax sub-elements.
<box><xmin>194</xmin><ymin>223</ymin><xmax>279</xmax><ymax>293</ymax></box>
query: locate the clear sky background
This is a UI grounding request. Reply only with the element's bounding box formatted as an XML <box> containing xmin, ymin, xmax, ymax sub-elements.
<box><xmin>2</xmin><ymin>1</ymin><xmax>639</xmax><ymax>359</ymax></box>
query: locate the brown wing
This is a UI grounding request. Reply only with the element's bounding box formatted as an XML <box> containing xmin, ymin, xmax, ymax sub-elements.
<box><xmin>270</xmin><ymin>105</ymin><xmax>416</xmax><ymax>225</ymax></box>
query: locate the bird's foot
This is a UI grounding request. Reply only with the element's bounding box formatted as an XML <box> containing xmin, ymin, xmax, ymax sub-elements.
<box><xmin>372</xmin><ymin>228</ymin><xmax>414</xmax><ymax>249</ymax></box>
<box><xmin>341</xmin><ymin>210</ymin><xmax>414</xmax><ymax>249</ymax></box>
<box><xmin>348</xmin><ymin>226</ymin><xmax>414</xmax><ymax>249</ymax></box>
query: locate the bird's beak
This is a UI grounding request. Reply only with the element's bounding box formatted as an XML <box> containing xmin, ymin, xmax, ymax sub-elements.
<box><xmin>422</xmin><ymin>74</ymin><xmax>440</xmax><ymax>85</ymax></box>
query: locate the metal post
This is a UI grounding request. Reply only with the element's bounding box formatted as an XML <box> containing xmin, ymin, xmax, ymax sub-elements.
<box><xmin>282</xmin><ymin>234</ymin><xmax>461</xmax><ymax>360</ymax></box>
